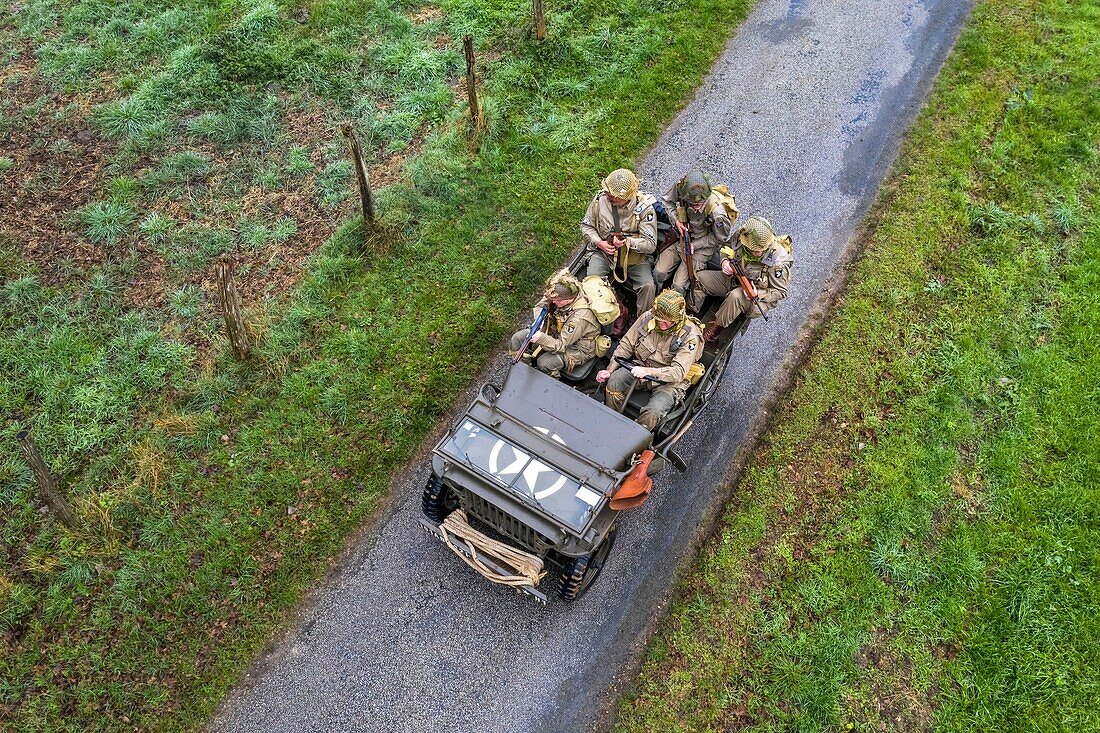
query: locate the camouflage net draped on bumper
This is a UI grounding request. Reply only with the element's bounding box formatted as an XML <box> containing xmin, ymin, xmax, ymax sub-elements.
<box><xmin>439</xmin><ymin>510</ymin><xmax>547</xmax><ymax>588</ymax></box>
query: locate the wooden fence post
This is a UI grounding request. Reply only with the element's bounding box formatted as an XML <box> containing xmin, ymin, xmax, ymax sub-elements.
<box><xmin>215</xmin><ymin>255</ymin><xmax>251</xmax><ymax>361</ymax></box>
<box><xmin>16</xmin><ymin>429</ymin><xmax>80</xmax><ymax>530</ymax></box>
<box><xmin>533</xmin><ymin>0</ymin><xmax>546</xmax><ymax>41</ymax></box>
<box><xmin>341</xmin><ymin>123</ymin><xmax>376</xmax><ymax>229</ymax></box>
<box><xmin>463</xmin><ymin>35</ymin><xmax>483</xmax><ymax>133</ymax></box>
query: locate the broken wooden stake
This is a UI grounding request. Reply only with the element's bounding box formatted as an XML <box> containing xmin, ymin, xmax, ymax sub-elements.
<box><xmin>16</xmin><ymin>428</ymin><xmax>80</xmax><ymax>530</ymax></box>
<box><xmin>533</xmin><ymin>0</ymin><xmax>546</xmax><ymax>41</ymax></box>
<box><xmin>215</xmin><ymin>255</ymin><xmax>251</xmax><ymax>361</ymax></box>
<box><xmin>341</xmin><ymin>123</ymin><xmax>377</xmax><ymax>229</ymax></box>
<box><xmin>463</xmin><ymin>35</ymin><xmax>483</xmax><ymax>133</ymax></box>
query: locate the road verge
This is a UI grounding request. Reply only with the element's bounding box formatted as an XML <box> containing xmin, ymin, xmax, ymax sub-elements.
<box><xmin>615</xmin><ymin>0</ymin><xmax>1100</xmax><ymax>729</ymax></box>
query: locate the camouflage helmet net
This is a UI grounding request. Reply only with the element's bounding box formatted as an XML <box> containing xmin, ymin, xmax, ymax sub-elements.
<box><xmin>677</xmin><ymin>170</ymin><xmax>712</xmax><ymax>204</ymax></box>
<box><xmin>652</xmin><ymin>289</ymin><xmax>687</xmax><ymax>331</ymax></box>
<box><xmin>544</xmin><ymin>269</ymin><xmax>581</xmax><ymax>300</ymax></box>
<box><xmin>601</xmin><ymin>168</ymin><xmax>639</xmax><ymax>200</ymax></box>
<box><xmin>739</xmin><ymin>216</ymin><xmax>777</xmax><ymax>253</ymax></box>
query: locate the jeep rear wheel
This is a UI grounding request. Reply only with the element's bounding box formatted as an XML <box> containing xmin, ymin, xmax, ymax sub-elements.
<box><xmin>558</xmin><ymin>528</ymin><xmax>617</xmax><ymax>602</ymax></box>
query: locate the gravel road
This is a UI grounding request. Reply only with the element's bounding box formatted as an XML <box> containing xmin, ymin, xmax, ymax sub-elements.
<box><xmin>211</xmin><ymin>0</ymin><xmax>974</xmax><ymax>730</ymax></box>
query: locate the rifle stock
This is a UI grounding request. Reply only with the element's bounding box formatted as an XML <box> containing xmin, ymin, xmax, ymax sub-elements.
<box><xmin>722</xmin><ymin>248</ymin><xmax>769</xmax><ymax>321</ymax></box>
<box><xmin>513</xmin><ymin>305</ymin><xmax>550</xmax><ymax>363</ymax></box>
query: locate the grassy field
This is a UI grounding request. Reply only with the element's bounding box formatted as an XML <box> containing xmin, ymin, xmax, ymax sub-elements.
<box><xmin>616</xmin><ymin>0</ymin><xmax>1100</xmax><ymax>730</ymax></box>
<box><xmin>0</xmin><ymin>0</ymin><xmax>759</xmax><ymax>729</ymax></box>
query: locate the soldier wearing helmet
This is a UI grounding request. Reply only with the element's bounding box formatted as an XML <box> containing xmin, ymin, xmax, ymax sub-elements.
<box><xmin>510</xmin><ymin>269</ymin><xmax>603</xmax><ymax>379</ymax></box>
<box><xmin>695</xmin><ymin>216</ymin><xmax>794</xmax><ymax>342</ymax></box>
<box><xmin>581</xmin><ymin>168</ymin><xmax>659</xmax><ymax>315</ymax></box>
<box><xmin>596</xmin><ymin>290</ymin><xmax>703</xmax><ymax>431</ymax></box>
<box><xmin>654</xmin><ymin>170</ymin><xmax>736</xmax><ymax>300</ymax></box>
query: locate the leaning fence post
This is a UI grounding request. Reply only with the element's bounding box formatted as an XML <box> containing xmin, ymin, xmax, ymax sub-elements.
<box><xmin>463</xmin><ymin>35</ymin><xmax>483</xmax><ymax>134</ymax></box>
<box><xmin>215</xmin><ymin>255</ymin><xmax>251</xmax><ymax>361</ymax></box>
<box><xmin>533</xmin><ymin>0</ymin><xmax>546</xmax><ymax>40</ymax></box>
<box><xmin>341</xmin><ymin>123</ymin><xmax>376</xmax><ymax>229</ymax></box>
<box><xmin>16</xmin><ymin>429</ymin><xmax>80</xmax><ymax>530</ymax></box>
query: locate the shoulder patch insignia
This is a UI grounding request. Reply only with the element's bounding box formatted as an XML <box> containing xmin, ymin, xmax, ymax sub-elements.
<box><xmin>566</xmin><ymin>325</ymin><xmax>576</xmax><ymax>334</ymax></box>
<box><xmin>774</xmin><ymin>268</ymin><xmax>786</xmax><ymax>278</ymax></box>
<box><xmin>687</xmin><ymin>342</ymin><xmax>697</xmax><ymax>352</ymax></box>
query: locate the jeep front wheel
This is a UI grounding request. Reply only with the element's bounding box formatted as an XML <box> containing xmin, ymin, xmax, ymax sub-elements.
<box><xmin>558</xmin><ymin>528</ymin><xmax>618</xmax><ymax>602</ymax></box>
<box><xmin>422</xmin><ymin>474</ymin><xmax>457</xmax><ymax>523</ymax></box>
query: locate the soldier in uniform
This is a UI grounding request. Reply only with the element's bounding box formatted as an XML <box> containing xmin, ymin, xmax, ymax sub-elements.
<box><xmin>596</xmin><ymin>290</ymin><xmax>703</xmax><ymax>431</ymax></box>
<box><xmin>581</xmin><ymin>168</ymin><xmax>659</xmax><ymax>315</ymax></box>
<box><xmin>695</xmin><ymin>216</ymin><xmax>793</xmax><ymax>342</ymax></box>
<box><xmin>510</xmin><ymin>269</ymin><xmax>603</xmax><ymax>379</ymax></box>
<box><xmin>654</xmin><ymin>170</ymin><xmax>735</xmax><ymax>302</ymax></box>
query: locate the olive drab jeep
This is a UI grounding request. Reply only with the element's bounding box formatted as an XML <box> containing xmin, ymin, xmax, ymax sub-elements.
<box><xmin>419</xmin><ymin>247</ymin><xmax>750</xmax><ymax>603</ymax></box>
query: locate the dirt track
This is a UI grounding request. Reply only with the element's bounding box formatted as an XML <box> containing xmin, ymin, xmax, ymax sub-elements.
<box><xmin>211</xmin><ymin>0</ymin><xmax>975</xmax><ymax>731</ymax></box>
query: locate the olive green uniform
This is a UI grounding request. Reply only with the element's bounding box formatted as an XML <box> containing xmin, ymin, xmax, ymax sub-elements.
<box><xmin>581</xmin><ymin>191</ymin><xmax>659</xmax><ymax>314</ymax></box>
<box><xmin>604</xmin><ymin>313</ymin><xmax>703</xmax><ymax>431</ymax></box>
<box><xmin>655</xmin><ymin>188</ymin><xmax>735</xmax><ymax>297</ymax></box>
<box><xmin>510</xmin><ymin>294</ymin><xmax>602</xmax><ymax>378</ymax></box>
<box><xmin>695</xmin><ymin>238</ymin><xmax>793</xmax><ymax>326</ymax></box>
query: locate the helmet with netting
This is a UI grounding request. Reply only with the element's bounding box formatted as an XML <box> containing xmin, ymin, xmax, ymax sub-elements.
<box><xmin>676</xmin><ymin>170</ymin><xmax>712</xmax><ymax>205</ymax></box>
<box><xmin>738</xmin><ymin>216</ymin><xmax>777</xmax><ymax>253</ymax></box>
<box><xmin>544</xmin><ymin>269</ymin><xmax>581</xmax><ymax>301</ymax></box>
<box><xmin>601</xmin><ymin>168</ymin><xmax>639</xmax><ymax>200</ymax></box>
<box><xmin>652</xmin><ymin>289</ymin><xmax>686</xmax><ymax>331</ymax></box>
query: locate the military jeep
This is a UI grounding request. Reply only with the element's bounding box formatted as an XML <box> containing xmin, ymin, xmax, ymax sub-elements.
<box><xmin>419</xmin><ymin>249</ymin><xmax>749</xmax><ymax>602</ymax></box>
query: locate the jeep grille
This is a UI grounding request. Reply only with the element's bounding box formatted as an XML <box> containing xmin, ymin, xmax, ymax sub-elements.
<box><xmin>463</xmin><ymin>492</ymin><xmax>554</xmax><ymax>556</ymax></box>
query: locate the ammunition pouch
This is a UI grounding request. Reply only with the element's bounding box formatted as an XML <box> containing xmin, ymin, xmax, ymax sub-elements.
<box><xmin>686</xmin><ymin>362</ymin><xmax>705</xmax><ymax>386</ymax></box>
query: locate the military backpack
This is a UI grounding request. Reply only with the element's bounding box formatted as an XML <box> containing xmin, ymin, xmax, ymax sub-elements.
<box><xmin>580</xmin><ymin>275</ymin><xmax>622</xmax><ymax>326</ymax></box>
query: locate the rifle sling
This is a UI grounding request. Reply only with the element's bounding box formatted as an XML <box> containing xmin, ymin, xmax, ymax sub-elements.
<box><xmin>610</xmin><ymin>202</ymin><xmax>623</xmax><ymax>244</ymax></box>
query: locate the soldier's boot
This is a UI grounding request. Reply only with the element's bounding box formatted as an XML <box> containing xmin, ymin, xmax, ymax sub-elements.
<box><xmin>703</xmin><ymin>321</ymin><xmax>724</xmax><ymax>343</ymax></box>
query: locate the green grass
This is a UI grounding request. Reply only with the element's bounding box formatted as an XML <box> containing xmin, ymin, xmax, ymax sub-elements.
<box><xmin>0</xmin><ymin>0</ymin><xmax>757</xmax><ymax>729</ymax></box>
<box><xmin>615</xmin><ymin>0</ymin><xmax>1100</xmax><ymax>731</ymax></box>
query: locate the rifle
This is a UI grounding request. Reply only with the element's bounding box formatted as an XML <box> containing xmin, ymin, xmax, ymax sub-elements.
<box><xmin>513</xmin><ymin>305</ymin><xmax>550</xmax><ymax>364</ymax></box>
<box><xmin>721</xmin><ymin>246</ymin><xmax>769</xmax><ymax>321</ymax></box>
<box><xmin>614</xmin><ymin>358</ymin><xmax>668</xmax><ymax>384</ymax></box>
<box><xmin>682</xmin><ymin>226</ymin><xmax>698</xmax><ymax>310</ymax></box>
<box><xmin>610</xmin><ymin>203</ymin><xmax>629</xmax><ymax>284</ymax></box>
<box><xmin>610</xmin><ymin>230</ymin><xmax>629</xmax><ymax>284</ymax></box>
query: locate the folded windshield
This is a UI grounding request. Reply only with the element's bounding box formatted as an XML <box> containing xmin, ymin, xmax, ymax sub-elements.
<box><xmin>441</xmin><ymin>420</ymin><xmax>603</xmax><ymax>531</ymax></box>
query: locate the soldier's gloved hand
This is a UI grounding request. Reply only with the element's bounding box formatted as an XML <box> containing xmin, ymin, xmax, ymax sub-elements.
<box><xmin>630</xmin><ymin>365</ymin><xmax>654</xmax><ymax>379</ymax></box>
<box><xmin>529</xmin><ymin>330</ymin><xmax>544</xmax><ymax>345</ymax></box>
<box><xmin>596</xmin><ymin>369</ymin><xmax>612</xmax><ymax>383</ymax></box>
<box><xmin>721</xmin><ymin>258</ymin><xmax>735</xmax><ymax>277</ymax></box>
